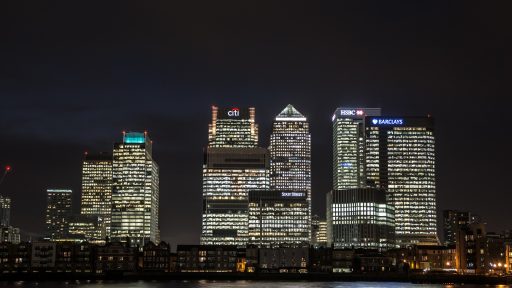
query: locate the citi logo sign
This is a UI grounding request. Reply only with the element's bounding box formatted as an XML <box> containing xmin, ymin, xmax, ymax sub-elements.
<box><xmin>227</xmin><ymin>108</ymin><xmax>240</xmax><ymax>117</ymax></box>
<box><xmin>372</xmin><ymin>118</ymin><xmax>404</xmax><ymax>125</ymax></box>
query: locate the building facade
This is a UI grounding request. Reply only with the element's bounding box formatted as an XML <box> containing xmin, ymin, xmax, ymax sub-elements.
<box><xmin>332</xmin><ymin>108</ymin><xmax>381</xmax><ymax>190</ymax></box>
<box><xmin>201</xmin><ymin>106</ymin><xmax>269</xmax><ymax>246</ymax></box>
<box><xmin>176</xmin><ymin>245</ymin><xmax>241</xmax><ymax>272</ymax></box>
<box><xmin>111</xmin><ymin>131</ymin><xmax>159</xmax><ymax>246</ymax></box>
<box><xmin>443</xmin><ymin>209</ymin><xmax>481</xmax><ymax>246</ymax></box>
<box><xmin>248</xmin><ymin>190</ymin><xmax>309</xmax><ymax>247</ymax></box>
<box><xmin>45</xmin><ymin>189</ymin><xmax>72</xmax><ymax>240</ymax></box>
<box><xmin>365</xmin><ymin>116</ymin><xmax>438</xmax><ymax>246</ymax></box>
<box><xmin>269</xmin><ymin>104</ymin><xmax>311</xmax><ymax>241</ymax></box>
<box><xmin>201</xmin><ymin>147</ymin><xmax>269</xmax><ymax>246</ymax></box>
<box><xmin>67</xmin><ymin>214</ymin><xmax>104</xmax><ymax>244</ymax></box>
<box><xmin>80</xmin><ymin>152</ymin><xmax>112</xmax><ymax>238</ymax></box>
<box><xmin>0</xmin><ymin>196</ymin><xmax>11</xmax><ymax>227</ymax></box>
<box><xmin>327</xmin><ymin>188</ymin><xmax>395</xmax><ymax>250</ymax></box>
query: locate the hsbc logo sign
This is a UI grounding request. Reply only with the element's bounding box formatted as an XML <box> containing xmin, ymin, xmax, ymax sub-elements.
<box><xmin>227</xmin><ymin>108</ymin><xmax>240</xmax><ymax>117</ymax></box>
<box><xmin>339</xmin><ymin>109</ymin><xmax>364</xmax><ymax>116</ymax></box>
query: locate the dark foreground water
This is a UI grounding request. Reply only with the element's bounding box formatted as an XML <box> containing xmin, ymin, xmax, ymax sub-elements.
<box><xmin>0</xmin><ymin>281</ymin><xmax>509</xmax><ymax>288</ymax></box>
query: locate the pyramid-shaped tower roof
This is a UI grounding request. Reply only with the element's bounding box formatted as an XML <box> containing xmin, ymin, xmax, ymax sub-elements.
<box><xmin>275</xmin><ymin>104</ymin><xmax>307</xmax><ymax>121</ymax></box>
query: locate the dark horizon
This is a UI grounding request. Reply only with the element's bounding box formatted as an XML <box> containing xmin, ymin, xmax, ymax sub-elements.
<box><xmin>1</xmin><ymin>1</ymin><xmax>511</xmax><ymax>245</ymax></box>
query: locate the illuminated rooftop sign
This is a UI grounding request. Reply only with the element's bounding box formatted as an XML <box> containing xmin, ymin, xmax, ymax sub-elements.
<box><xmin>124</xmin><ymin>132</ymin><xmax>146</xmax><ymax>144</ymax></box>
<box><xmin>371</xmin><ymin>118</ymin><xmax>404</xmax><ymax>126</ymax></box>
<box><xmin>281</xmin><ymin>192</ymin><xmax>305</xmax><ymax>197</ymax></box>
<box><xmin>227</xmin><ymin>107</ymin><xmax>240</xmax><ymax>117</ymax></box>
<box><xmin>332</xmin><ymin>107</ymin><xmax>381</xmax><ymax>121</ymax></box>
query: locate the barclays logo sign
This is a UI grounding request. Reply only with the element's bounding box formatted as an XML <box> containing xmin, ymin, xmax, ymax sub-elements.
<box><xmin>371</xmin><ymin>118</ymin><xmax>404</xmax><ymax>125</ymax></box>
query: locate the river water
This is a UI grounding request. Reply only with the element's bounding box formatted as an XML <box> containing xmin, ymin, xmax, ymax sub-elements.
<box><xmin>0</xmin><ymin>281</ymin><xmax>508</xmax><ymax>288</ymax></box>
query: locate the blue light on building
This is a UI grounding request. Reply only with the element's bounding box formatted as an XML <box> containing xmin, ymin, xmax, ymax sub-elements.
<box><xmin>124</xmin><ymin>132</ymin><xmax>146</xmax><ymax>144</ymax></box>
<box><xmin>371</xmin><ymin>118</ymin><xmax>404</xmax><ymax>126</ymax></box>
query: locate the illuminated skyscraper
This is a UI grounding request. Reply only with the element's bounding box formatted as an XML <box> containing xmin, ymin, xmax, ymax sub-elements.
<box><xmin>248</xmin><ymin>190</ymin><xmax>309</xmax><ymax>247</ymax></box>
<box><xmin>80</xmin><ymin>152</ymin><xmax>112</xmax><ymax>238</ymax></box>
<box><xmin>111</xmin><ymin>131</ymin><xmax>159</xmax><ymax>247</ymax></box>
<box><xmin>268</xmin><ymin>104</ymin><xmax>311</xmax><ymax>242</ymax></box>
<box><xmin>311</xmin><ymin>215</ymin><xmax>327</xmax><ymax>247</ymax></box>
<box><xmin>45</xmin><ymin>189</ymin><xmax>72</xmax><ymax>240</ymax></box>
<box><xmin>332</xmin><ymin>108</ymin><xmax>381</xmax><ymax>190</ymax></box>
<box><xmin>201</xmin><ymin>106</ymin><xmax>269</xmax><ymax>246</ymax></box>
<box><xmin>208</xmin><ymin>106</ymin><xmax>258</xmax><ymax>148</ymax></box>
<box><xmin>0</xmin><ymin>196</ymin><xmax>11</xmax><ymax>227</ymax></box>
<box><xmin>327</xmin><ymin>188</ymin><xmax>395</xmax><ymax>250</ymax></box>
<box><xmin>365</xmin><ymin>116</ymin><xmax>438</xmax><ymax>246</ymax></box>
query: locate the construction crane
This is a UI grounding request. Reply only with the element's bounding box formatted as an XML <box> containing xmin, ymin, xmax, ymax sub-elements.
<box><xmin>0</xmin><ymin>165</ymin><xmax>11</xmax><ymax>187</ymax></box>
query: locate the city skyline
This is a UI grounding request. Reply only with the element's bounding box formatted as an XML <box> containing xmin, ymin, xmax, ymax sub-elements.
<box><xmin>0</xmin><ymin>103</ymin><xmax>509</xmax><ymax>246</ymax></box>
<box><xmin>1</xmin><ymin>1</ymin><xmax>510</xmax><ymax>247</ymax></box>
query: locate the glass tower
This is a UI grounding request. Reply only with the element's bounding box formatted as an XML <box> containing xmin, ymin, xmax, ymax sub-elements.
<box><xmin>332</xmin><ymin>108</ymin><xmax>381</xmax><ymax>190</ymax></box>
<box><xmin>0</xmin><ymin>196</ymin><xmax>11</xmax><ymax>227</ymax></box>
<box><xmin>327</xmin><ymin>188</ymin><xmax>395</xmax><ymax>250</ymax></box>
<box><xmin>248</xmin><ymin>190</ymin><xmax>309</xmax><ymax>247</ymax></box>
<box><xmin>263</xmin><ymin>104</ymin><xmax>311</xmax><ymax>245</ymax></box>
<box><xmin>80</xmin><ymin>152</ymin><xmax>112</xmax><ymax>239</ymax></box>
<box><xmin>365</xmin><ymin>116</ymin><xmax>438</xmax><ymax>246</ymax></box>
<box><xmin>45</xmin><ymin>189</ymin><xmax>72</xmax><ymax>240</ymax></box>
<box><xmin>111</xmin><ymin>131</ymin><xmax>159</xmax><ymax>247</ymax></box>
<box><xmin>201</xmin><ymin>106</ymin><xmax>269</xmax><ymax>246</ymax></box>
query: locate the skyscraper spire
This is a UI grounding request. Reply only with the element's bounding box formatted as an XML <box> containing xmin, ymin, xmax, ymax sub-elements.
<box><xmin>275</xmin><ymin>104</ymin><xmax>306</xmax><ymax>121</ymax></box>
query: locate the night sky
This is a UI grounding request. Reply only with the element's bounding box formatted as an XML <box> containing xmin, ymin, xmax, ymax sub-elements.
<box><xmin>1</xmin><ymin>1</ymin><xmax>510</xmax><ymax>246</ymax></box>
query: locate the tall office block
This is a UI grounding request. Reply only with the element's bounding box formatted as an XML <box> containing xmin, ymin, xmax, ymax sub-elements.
<box><xmin>313</xmin><ymin>218</ymin><xmax>327</xmax><ymax>247</ymax></box>
<box><xmin>45</xmin><ymin>189</ymin><xmax>72</xmax><ymax>240</ymax></box>
<box><xmin>111</xmin><ymin>131</ymin><xmax>159</xmax><ymax>246</ymax></box>
<box><xmin>201</xmin><ymin>147</ymin><xmax>269</xmax><ymax>246</ymax></box>
<box><xmin>248</xmin><ymin>190</ymin><xmax>309</xmax><ymax>247</ymax></box>
<box><xmin>201</xmin><ymin>106</ymin><xmax>269</xmax><ymax>246</ymax></box>
<box><xmin>80</xmin><ymin>152</ymin><xmax>112</xmax><ymax>238</ymax></box>
<box><xmin>365</xmin><ymin>116</ymin><xmax>438</xmax><ymax>246</ymax></box>
<box><xmin>0</xmin><ymin>195</ymin><xmax>11</xmax><ymax>227</ymax></box>
<box><xmin>443</xmin><ymin>210</ymin><xmax>481</xmax><ymax>246</ymax></box>
<box><xmin>332</xmin><ymin>108</ymin><xmax>381</xmax><ymax>190</ymax></box>
<box><xmin>327</xmin><ymin>188</ymin><xmax>395</xmax><ymax>250</ymax></box>
<box><xmin>208</xmin><ymin>106</ymin><xmax>258</xmax><ymax>148</ymax></box>
<box><xmin>269</xmin><ymin>104</ymin><xmax>311</xmax><ymax>242</ymax></box>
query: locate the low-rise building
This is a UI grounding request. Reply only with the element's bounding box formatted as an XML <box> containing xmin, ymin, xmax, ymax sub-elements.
<box><xmin>176</xmin><ymin>245</ymin><xmax>239</xmax><ymax>272</ymax></box>
<box><xmin>142</xmin><ymin>241</ymin><xmax>171</xmax><ymax>272</ymax></box>
<box><xmin>31</xmin><ymin>242</ymin><xmax>56</xmax><ymax>270</ymax></box>
<box><xmin>258</xmin><ymin>247</ymin><xmax>308</xmax><ymax>273</ymax></box>
<box><xmin>0</xmin><ymin>242</ymin><xmax>31</xmax><ymax>272</ymax></box>
<box><xmin>95</xmin><ymin>241</ymin><xmax>137</xmax><ymax>274</ymax></box>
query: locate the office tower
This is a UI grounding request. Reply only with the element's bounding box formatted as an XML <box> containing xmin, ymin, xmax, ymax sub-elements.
<box><xmin>327</xmin><ymin>188</ymin><xmax>395</xmax><ymax>250</ymax></box>
<box><xmin>311</xmin><ymin>215</ymin><xmax>328</xmax><ymax>247</ymax></box>
<box><xmin>443</xmin><ymin>210</ymin><xmax>481</xmax><ymax>246</ymax></box>
<box><xmin>248</xmin><ymin>190</ymin><xmax>309</xmax><ymax>247</ymax></box>
<box><xmin>317</xmin><ymin>219</ymin><xmax>327</xmax><ymax>246</ymax></box>
<box><xmin>45</xmin><ymin>189</ymin><xmax>72</xmax><ymax>240</ymax></box>
<box><xmin>208</xmin><ymin>106</ymin><xmax>258</xmax><ymax>148</ymax></box>
<box><xmin>111</xmin><ymin>131</ymin><xmax>159</xmax><ymax>246</ymax></box>
<box><xmin>0</xmin><ymin>226</ymin><xmax>20</xmax><ymax>244</ymax></box>
<box><xmin>332</xmin><ymin>108</ymin><xmax>381</xmax><ymax>190</ymax></box>
<box><xmin>365</xmin><ymin>116</ymin><xmax>438</xmax><ymax>246</ymax></box>
<box><xmin>68</xmin><ymin>214</ymin><xmax>104</xmax><ymax>244</ymax></box>
<box><xmin>80</xmin><ymin>152</ymin><xmax>112</xmax><ymax>238</ymax></box>
<box><xmin>201</xmin><ymin>106</ymin><xmax>269</xmax><ymax>246</ymax></box>
<box><xmin>0</xmin><ymin>195</ymin><xmax>11</xmax><ymax>227</ymax></box>
<box><xmin>269</xmin><ymin>104</ymin><xmax>311</xmax><ymax>241</ymax></box>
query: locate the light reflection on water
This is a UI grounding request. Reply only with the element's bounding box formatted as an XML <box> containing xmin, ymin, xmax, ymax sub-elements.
<box><xmin>0</xmin><ymin>281</ymin><xmax>509</xmax><ymax>288</ymax></box>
